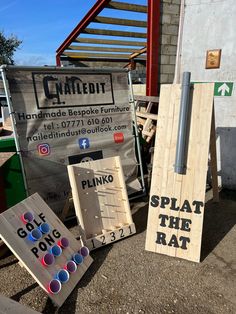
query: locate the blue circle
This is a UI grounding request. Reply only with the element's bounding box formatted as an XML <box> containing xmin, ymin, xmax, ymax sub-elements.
<box><xmin>73</xmin><ymin>253</ymin><xmax>83</xmax><ymax>265</ymax></box>
<box><xmin>29</xmin><ymin>229</ymin><xmax>42</xmax><ymax>241</ymax></box>
<box><xmin>51</xmin><ymin>245</ymin><xmax>62</xmax><ymax>257</ymax></box>
<box><xmin>39</xmin><ymin>223</ymin><xmax>50</xmax><ymax>234</ymax></box>
<box><xmin>56</xmin><ymin>269</ymin><xmax>69</xmax><ymax>283</ymax></box>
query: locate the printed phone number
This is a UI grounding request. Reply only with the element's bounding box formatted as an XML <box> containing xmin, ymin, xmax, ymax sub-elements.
<box><xmin>60</xmin><ymin>117</ymin><xmax>112</xmax><ymax>128</ymax></box>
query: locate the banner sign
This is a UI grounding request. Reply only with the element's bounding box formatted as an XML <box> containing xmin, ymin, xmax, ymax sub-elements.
<box><xmin>5</xmin><ymin>67</ymin><xmax>139</xmax><ymax>214</ymax></box>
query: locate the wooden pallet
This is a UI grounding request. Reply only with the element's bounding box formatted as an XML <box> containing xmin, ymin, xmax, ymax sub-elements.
<box><xmin>67</xmin><ymin>156</ymin><xmax>136</xmax><ymax>250</ymax></box>
<box><xmin>135</xmin><ymin>95</ymin><xmax>159</xmax><ymax>143</ymax></box>
<box><xmin>145</xmin><ymin>83</ymin><xmax>218</xmax><ymax>263</ymax></box>
<box><xmin>0</xmin><ymin>193</ymin><xmax>93</xmax><ymax>307</ymax></box>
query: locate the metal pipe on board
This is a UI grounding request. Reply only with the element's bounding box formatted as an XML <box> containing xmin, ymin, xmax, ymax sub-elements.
<box><xmin>174</xmin><ymin>71</ymin><xmax>191</xmax><ymax>174</ymax></box>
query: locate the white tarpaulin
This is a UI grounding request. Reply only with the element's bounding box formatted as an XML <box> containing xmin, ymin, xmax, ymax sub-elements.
<box><xmin>3</xmin><ymin>66</ymin><xmax>141</xmax><ymax>213</ymax></box>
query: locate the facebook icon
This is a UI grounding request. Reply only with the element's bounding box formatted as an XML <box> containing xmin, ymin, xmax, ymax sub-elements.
<box><xmin>79</xmin><ymin>138</ymin><xmax>90</xmax><ymax>149</ymax></box>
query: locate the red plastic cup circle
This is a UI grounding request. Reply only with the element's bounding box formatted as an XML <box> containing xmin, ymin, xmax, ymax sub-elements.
<box><xmin>80</xmin><ymin>246</ymin><xmax>89</xmax><ymax>257</ymax></box>
<box><xmin>65</xmin><ymin>260</ymin><xmax>77</xmax><ymax>273</ymax></box>
<box><xmin>59</xmin><ymin>237</ymin><xmax>69</xmax><ymax>248</ymax></box>
<box><xmin>48</xmin><ymin>279</ymin><xmax>61</xmax><ymax>294</ymax></box>
<box><xmin>21</xmin><ymin>211</ymin><xmax>34</xmax><ymax>223</ymax></box>
<box><xmin>42</xmin><ymin>253</ymin><xmax>55</xmax><ymax>266</ymax></box>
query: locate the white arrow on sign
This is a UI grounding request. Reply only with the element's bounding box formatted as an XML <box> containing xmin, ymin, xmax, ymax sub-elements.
<box><xmin>218</xmin><ymin>83</ymin><xmax>230</xmax><ymax>96</ymax></box>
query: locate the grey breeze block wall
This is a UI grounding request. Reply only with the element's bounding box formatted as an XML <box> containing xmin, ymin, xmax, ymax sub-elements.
<box><xmin>62</xmin><ymin>0</ymin><xmax>181</xmax><ymax>87</ymax></box>
<box><xmin>159</xmin><ymin>0</ymin><xmax>181</xmax><ymax>84</ymax></box>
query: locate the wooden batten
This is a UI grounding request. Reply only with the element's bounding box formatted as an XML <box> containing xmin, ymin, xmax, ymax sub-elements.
<box><xmin>93</xmin><ymin>16</ymin><xmax>147</xmax><ymax>27</ymax></box>
<box><xmin>129</xmin><ymin>47</ymin><xmax>147</xmax><ymax>59</ymax></box>
<box><xmin>107</xmin><ymin>1</ymin><xmax>147</xmax><ymax>13</ymax></box>
<box><xmin>63</xmin><ymin>51</ymin><xmax>146</xmax><ymax>60</ymax></box>
<box><xmin>67</xmin><ymin>156</ymin><xmax>136</xmax><ymax>250</ymax></box>
<box><xmin>68</xmin><ymin>45</ymin><xmax>143</xmax><ymax>54</ymax></box>
<box><xmin>82</xmin><ymin>28</ymin><xmax>147</xmax><ymax>38</ymax></box>
<box><xmin>75</xmin><ymin>38</ymin><xmax>147</xmax><ymax>47</ymax></box>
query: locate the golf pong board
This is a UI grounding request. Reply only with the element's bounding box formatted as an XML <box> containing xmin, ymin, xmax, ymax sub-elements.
<box><xmin>0</xmin><ymin>193</ymin><xmax>93</xmax><ymax>307</ymax></box>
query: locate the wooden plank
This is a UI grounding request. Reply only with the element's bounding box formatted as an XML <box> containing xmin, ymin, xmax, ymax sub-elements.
<box><xmin>209</xmin><ymin>105</ymin><xmax>219</xmax><ymax>202</ymax></box>
<box><xmin>59</xmin><ymin>191</ymin><xmax>72</xmax><ymax>222</ymax></box>
<box><xmin>145</xmin><ymin>83</ymin><xmax>214</xmax><ymax>262</ymax></box>
<box><xmin>0</xmin><ymin>193</ymin><xmax>93</xmax><ymax>307</ymax></box>
<box><xmin>67</xmin><ymin>156</ymin><xmax>136</xmax><ymax>250</ymax></box>
<box><xmin>82</xmin><ymin>28</ymin><xmax>147</xmax><ymax>38</ymax></box>
<box><xmin>106</xmin><ymin>1</ymin><xmax>147</xmax><ymax>13</ymax></box>
<box><xmin>94</xmin><ymin>16</ymin><xmax>147</xmax><ymax>27</ymax></box>
<box><xmin>142</xmin><ymin>128</ymin><xmax>156</xmax><ymax>137</ymax></box>
<box><xmin>134</xmin><ymin>95</ymin><xmax>159</xmax><ymax>102</ymax></box>
<box><xmin>0</xmin><ymin>239</ymin><xmax>9</xmax><ymax>258</ymax></box>
<box><xmin>87</xmin><ymin>223</ymin><xmax>136</xmax><ymax>250</ymax></box>
<box><xmin>63</xmin><ymin>51</ymin><xmax>146</xmax><ymax>60</ymax></box>
<box><xmin>0</xmin><ymin>294</ymin><xmax>40</xmax><ymax>314</ymax></box>
<box><xmin>68</xmin><ymin>45</ymin><xmax>144</xmax><ymax>53</ymax></box>
<box><xmin>74</xmin><ymin>38</ymin><xmax>147</xmax><ymax>47</ymax></box>
<box><xmin>136</xmin><ymin>111</ymin><xmax>158</xmax><ymax>120</ymax></box>
<box><xmin>129</xmin><ymin>47</ymin><xmax>147</xmax><ymax>59</ymax></box>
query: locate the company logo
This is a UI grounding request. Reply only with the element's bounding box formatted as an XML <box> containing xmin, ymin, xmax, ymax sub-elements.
<box><xmin>32</xmin><ymin>72</ymin><xmax>114</xmax><ymax>109</ymax></box>
<box><xmin>113</xmin><ymin>132</ymin><xmax>124</xmax><ymax>143</ymax></box>
<box><xmin>37</xmin><ymin>143</ymin><xmax>51</xmax><ymax>156</ymax></box>
<box><xmin>68</xmin><ymin>150</ymin><xmax>103</xmax><ymax>165</ymax></box>
<box><xmin>79</xmin><ymin>138</ymin><xmax>90</xmax><ymax>149</ymax></box>
<box><xmin>80</xmin><ymin>157</ymin><xmax>93</xmax><ymax>163</ymax></box>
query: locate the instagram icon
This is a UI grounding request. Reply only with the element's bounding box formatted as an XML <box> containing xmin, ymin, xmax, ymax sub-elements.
<box><xmin>37</xmin><ymin>143</ymin><xmax>51</xmax><ymax>156</ymax></box>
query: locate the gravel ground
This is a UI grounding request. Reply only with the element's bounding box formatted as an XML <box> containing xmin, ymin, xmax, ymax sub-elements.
<box><xmin>0</xmin><ymin>189</ymin><xmax>235</xmax><ymax>314</ymax></box>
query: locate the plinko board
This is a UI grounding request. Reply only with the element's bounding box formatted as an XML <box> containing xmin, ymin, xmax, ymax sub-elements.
<box><xmin>145</xmin><ymin>84</ymin><xmax>214</xmax><ymax>262</ymax></box>
<box><xmin>0</xmin><ymin>193</ymin><xmax>93</xmax><ymax>307</ymax></box>
<box><xmin>67</xmin><ymin>156</ymin><xmax>136</xmax><ymax>250</ymax></box>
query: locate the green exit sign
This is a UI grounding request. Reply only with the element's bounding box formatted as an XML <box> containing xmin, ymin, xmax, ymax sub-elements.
<box><xmin>192</xmin><ymin>82</ymin><xmax>234</xmax><ymax>97</ymax></box>
<box><xmin>214</xmin><ymin>82</ymin><xmax>234</xmax><ymax>96</ymax></box>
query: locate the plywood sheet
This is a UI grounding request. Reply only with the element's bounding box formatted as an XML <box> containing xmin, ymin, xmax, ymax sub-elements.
<box><xmin>0</xmin><ymin>193</ymin><xmax>93</xmax><ymax>307</ymax></box>
<box><xmin>0</xmin><ymin>294</ymin><xmax>40</xmax><ymax>314</ymax></box>
<box><xmin>68</xmin><ymin>156</ymin><xmax>136</xmax><ymax>250</ymax></box>
<box><xmin>145</xmin><ymin>83</ymin><xmax>214</xmax><ymax>262</ymax></box>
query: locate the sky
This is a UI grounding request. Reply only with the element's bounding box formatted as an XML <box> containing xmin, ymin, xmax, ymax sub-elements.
<box><xmin>0</xmin><ymin>0</ymin><xmax>147</xmax><ymax>66</ymax></box>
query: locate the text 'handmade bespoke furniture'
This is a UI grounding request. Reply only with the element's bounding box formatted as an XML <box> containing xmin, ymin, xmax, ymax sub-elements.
<box><xmin>68</xmin><ymin>156</ymin><xmax>136</xmax><ymax>250</ymax></box>
<box><xmin>0</xmin><ymin>193</ymin><xmax>93</xmax><ymax>307</ymax></box>
<box><xmin>145</xmin><ymin>82</ymin><xmax>218</xmax><ymax>262</ymax></box>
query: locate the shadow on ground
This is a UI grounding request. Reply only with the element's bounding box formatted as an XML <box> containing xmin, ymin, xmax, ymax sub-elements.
<box><xmin>201</xmin><ymin>189</ymin><xmax>236</xmax><ymax>261</ymax></box>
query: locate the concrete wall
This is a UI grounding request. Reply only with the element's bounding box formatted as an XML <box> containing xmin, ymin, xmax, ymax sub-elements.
<box><xmin>180</xmin><ymin>0</ymin><xmax>236</xmax><ymax>189</ymax></box>
<box><xmin>160</xmin><ymin>0</ymin><xmax>181</xmax><ymax>84</ymax></box>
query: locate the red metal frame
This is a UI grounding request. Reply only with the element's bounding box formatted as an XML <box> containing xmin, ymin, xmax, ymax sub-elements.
<box><xmin>56</xmin><ymin>0</ymin><xmax>161</xmax><ymax>97</ymax></box>
<box><xmin>56</xmin><ymin>0</ymin><xmax>112</xmax><ymax>66</ymax></box>
<box><xmin>146</xmin><ymin>0</ymin><xmax>160</xmax><ymax>96</ymax></box>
